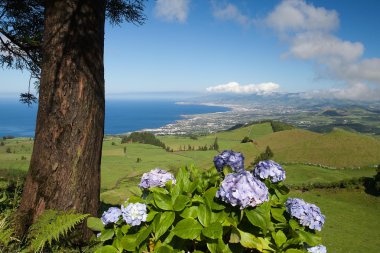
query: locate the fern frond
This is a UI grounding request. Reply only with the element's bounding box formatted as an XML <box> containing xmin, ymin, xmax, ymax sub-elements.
<box><xmin>0</xmin><ymin>216</ymin><xmax>14</xmax><ymax>247</ymax></box>
<box><xmin>28</xmin><ymin>209</ymin><xmax>89</xmax><ymax>253</ymax></box>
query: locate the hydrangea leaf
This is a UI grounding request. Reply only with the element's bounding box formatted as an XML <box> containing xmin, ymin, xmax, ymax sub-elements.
<box><xmin>87</xmin><ymin>217</ymin><xmax>104</xmax><ymax>232</ymax></box>
<box><xmin>201</xmin><ymin>222</ymin><xmax>223</xmax><ymax>239</ymax></box>
<box><xmin>153</xmin><ymin>211</ymin><xmax>175</xmax><ymax>240</ymax></box>
<box><xmin>229</xmin><ymin>228</ymin><xmax>240</xmax><ymax>243</ymax></box>
<box><xmin>120</xmin><ymin>234</ymin><xmax>137</xmax><ymax>251</ymax></box>
<box><xmin>154</xmin><ymin>193</ymin><xmax>173</xmax><ymax>211</ymax></box>
<box><xmin>146</xmin><ymin>210</ymin><xmax>158</xmax><ymax>222</ymax></box>
<box><xmin>95</xmin><ymin>245</ymin><xmax>120</xmax><ymax>253</ymax></box>
<box><xmin>211</xmin><ymin>210</ymin><xmax>228</xmax><ymax>224</ymax></box>
<box><xmin>155</xmin><ymin>244</ymin><xmax>173</xmax><ymax>253</ymax></box>
<box><xmin>136</xmin><ymin>225</ymin><xmax>153</xmax><ymax>246</ymax></box>
<box><xmin>198</xmin><ymin>204</ymin><xmax>211</xmax><ymax>227</ymax></box>
<box><xmin>173</xmin><ymin>195</ymin><xmax>191</xmax><ymax>211</ymax></box>
<box><xmin>176</xmin><ymin>167</ymin><xmax>190</xmax><ymax>191</ymax></box>
<box><xmin>285</xmin><ymin>249</ymin><xmax>304</xmax><ymax>253</ymax></box>
<box><xmin>273</xmin><ymin>230</ymin><xmax>287</xmax><ymax>247</ymax></box>
<box><xmin>271</xmin><ymin>207</ymin><xmax>287</xmax><ymax>223</ymax></box>
<box><xmin>296</xmin><ymin>230</ymin><xmax>322</xmax><ymax>246</ymax></box>
<box><xmin>245</xmin><ymin>203</ymin><xmax>272</xmax><ymax>234</ymax></box>
<box><xmin>172</xmin><ymin>218</ymin><xmax>203</xmax><ymax>240</ymax></box>
<box><xmin>204</xmin><ymin>187</ymin><xmax>225</xmax><ymax>210</ymax></box>
<box><xmin>180</xmin><ymin>206</ymin><xmax>198</xmax><ymax>219</ymax></box>
<box><xmin>237</xmin><ymin>229</ymin><xmax>262</xmax><ymax>250</ymax></box>
<box><xmin>98</xmin><ymin>229</ymin><xmax>115</xmax><ymax>242</ymax></box>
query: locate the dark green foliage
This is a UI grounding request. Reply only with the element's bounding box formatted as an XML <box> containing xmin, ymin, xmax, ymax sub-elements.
<box><xmin>2</xmin><ymin>136</ymin><xmax>14</xmax><ymax>140</ymax></box>
<box><xmin>0</xmin><ymin>141</ymin><xmax>4</xmax><ymax>146</ymax></box>
<box><xmin>5</xmin><ymin>147</ymin><xmax>11</xmax><ymax>153</ymax></box>
<box><xmin>121</xmin><ymin>132</ymin><xmax>166</xmax><ymax>149</ymax></box>
<box><xmin>270</xmin><ymin>121</ymin><xmax>295</xmax><ymax>132</ymax></box>
<box><xmin>241</xmin><ymin>136</ymin><xmax>253</xmax><ymax>143</ymax></box>
<box><xmin>213</xmin><ymin>137</ymin><xmax>219</xmax><ymax>151</ymax></box>
<box><xmin>252</xmin><ymin>146</ymin><xmax>274</xmax><ymax>166</ymax></box>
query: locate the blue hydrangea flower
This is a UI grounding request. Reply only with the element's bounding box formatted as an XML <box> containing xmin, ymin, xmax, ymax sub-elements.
<box><xmin>285</xmin><ymin>198</ymin><xmax>325</xmax><ymax>231</ymax></box>
<box><xmin>213</xmin><ymin>150</ymin><xmax>245</xmax><ymax>173</ymax></box>
<box><xmin>307</xmin><ymin>245</ymin><xmax>327</xmax><ymax>253</ymax></box>
<box><xmin>216</xmin><ymin>171</ymin><xmax>269</xmax><ymax>209</ymax></box>
<box><xmin>101</xmin><ymin>207</ymin><xmax>122</xmax><ymax>225</ymax></box>
<box><xmin>121</xmin><ymin>203</ymin><xmax>148</xmax><ymax>226</ymax></box>
<box><xmin>253</xmin><ymin>160</ymin><xmax>286</xmax><ymax>183</ymax></box>
<box><xmin>139</xmin><ymin>168</ymin><xmax>176</xmax><ymax>188</ymax></box>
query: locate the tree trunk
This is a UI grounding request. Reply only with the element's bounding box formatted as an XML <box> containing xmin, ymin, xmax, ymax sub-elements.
<box><xmin>16</xmin><ymin>0</ymin><xmax>105</xmax><ymax>239</ymax></box>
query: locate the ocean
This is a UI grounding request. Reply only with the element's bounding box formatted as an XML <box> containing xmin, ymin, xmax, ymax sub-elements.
<box><xmin>0</xmin><ymin>99</ymin><xmax>229</xmax><ymax>137</ymax></box>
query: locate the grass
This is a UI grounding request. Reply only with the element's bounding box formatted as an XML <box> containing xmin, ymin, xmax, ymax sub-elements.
<box><xmin>290</xmin><ymin>188</ymin><xmax>380</xmax><ymax>253</ymax></box>
<box><xmin>1</xmin><ymin>123</ymin><xmax>380</xmax><ymax>251</ymax></box>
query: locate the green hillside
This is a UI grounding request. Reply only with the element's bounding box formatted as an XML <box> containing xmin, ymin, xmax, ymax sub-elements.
<box><xmin>257</xmin><ymin>128</ymin><xmax>380</xmax><ymax>168</ymax></box>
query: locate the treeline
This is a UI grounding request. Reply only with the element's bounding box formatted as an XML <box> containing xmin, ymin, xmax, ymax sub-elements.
<box><xmin>178</xmin><ymin>138</ymin><xmax>219</xmax><ymax>152</ymax></box>
<box><xmin>228</xmin><ymin>120</ymin><xmax>294</xmax><ymax>132</ymax></box>
<box><xmin>121</xmin><ymin>132</ymin><xmax>167</xmax><ymax>150</ymax></box>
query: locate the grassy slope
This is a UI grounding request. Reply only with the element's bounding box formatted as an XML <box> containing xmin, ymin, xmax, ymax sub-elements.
<box><xmin>291</xmin><ymin>189</ymin><xmax>380</xmax><ymax>253</ymax></box>
<box><xmin>257</xmin><ymin>128</ymin><xmax>380</xmax><ymax>168</ymax></box>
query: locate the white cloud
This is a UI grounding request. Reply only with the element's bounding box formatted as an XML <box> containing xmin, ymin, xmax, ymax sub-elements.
<box><xmin>212</xmin><ymin>3</ymin><xmax>252</xmax><ymax>27</ymax></box>
<box><xmin>288</xmin><ymin>32</ymin><xmax>363</xmax><ymax>63</ymax></box>
<box><xmin>262</xmin><ymin>0</ymin><xmax>380</xmax><ymax>101</ymax></box>
<box><xmin>206</xmin><ymin>81</ymin><xmax>280</xmax><ymax>94</ymax></box>
<box><xmin>265</xmin><ymin>0</ymin><xmax>339</xmax><ymax>33</ymax></box>
<box><xmin>154</xmin><ymin>0</ymin><xmax>190</xmax><ymax>23</ymax></box>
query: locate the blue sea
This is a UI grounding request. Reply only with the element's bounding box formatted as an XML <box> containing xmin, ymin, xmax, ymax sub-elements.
<box><xmin>0</xmin><ymin>99</ymin><xmax>229</xmax><ymax>137</ymax></box>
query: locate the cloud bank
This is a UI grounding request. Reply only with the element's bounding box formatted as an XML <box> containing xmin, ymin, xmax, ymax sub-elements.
<box><xmin>154</xmin><ymin>0</ymin><xmax>190</xmax><ymax>23</ymax></box>
<box><xmin>212</xmin><ymin>2</ymin><xmax>253</xmax><ymax>27</ymax></box>
<box><xmin>206</xmin><ymin>81</ymin><xmax>280</xmax><ymax>94</ymax></box>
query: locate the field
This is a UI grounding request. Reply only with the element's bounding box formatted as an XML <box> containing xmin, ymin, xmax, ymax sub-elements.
<box><xmin>1</xmin><ymin>123</ymin><xmax>380</xmax><ymax>252</ymax></box>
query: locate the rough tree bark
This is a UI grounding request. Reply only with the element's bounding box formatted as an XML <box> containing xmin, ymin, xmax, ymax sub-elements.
<box><xmin>16</xmin><ymin>0</ymin><xmax>105</xmax><ymax>238</ymax></box>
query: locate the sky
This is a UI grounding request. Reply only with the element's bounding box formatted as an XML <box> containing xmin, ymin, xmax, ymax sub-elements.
<box><xmin>1</xmin><ymin>0</ymin><xmax>380</xmax><ymax>100</ymax></box>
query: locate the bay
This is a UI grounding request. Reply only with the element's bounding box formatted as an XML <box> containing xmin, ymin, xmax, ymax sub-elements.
<box><xmin>0</xmin><ymin>99</ymin><xmax>229</xmax><ymax>137</ymax></box>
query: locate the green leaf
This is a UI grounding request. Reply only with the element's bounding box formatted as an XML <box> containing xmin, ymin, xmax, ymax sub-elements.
<box><xmin>207</xmin><ymin>239</ymin><xmax>232</xmax><ymax>253</ymax></box>
<box><xmin>176</xmin><ymin>167</ymin><xmax>191</xmax><ymax>192</ymax></box>
<box><xmin>211</xmin><ymin>210</ymin><xmax>228</xmax><ymax>224</ymax></box>
<box><xmin>285</xmin><ymin>249</ymin><xmax>304</xmax><ymax>253</ymax></box>
<box><xmin>197</xmin><ymin>204</ymin><xmax>211</xmax><ymax>227</ymax></box>
<box><xmin>180</xmin><ymin>206</ymin><xmax>198</xmax><ymax>219</ymax></box>
<box><xmin>95</xmin><ymin>245</ymin><xmax>120</xmax><ymax>253</ymax></box>
<box><xmin>296</xmin><ymin>230</ymin><xmax>322</xmax><ymax>246</ymax></box>
<box><xmin>229</xmin><ymin>228</ymin><xmax>240</xmax><ymax>243</ymax></box>
<box><xmin>289</xmin><ymin>219</ymin><xmax>301</xmax><ymax>230</ymax></box>
<box><xmin>271</xmin><ymin>208</ymin><xmax>287</xmax><ymax>223</ymax></box>
<box><xmin>173</xmin><ymin>195</ymin><xmax>191</xmax><ymax>212</ymax></box>
<box><xmin>120</xmin><ymin>235</ymin><xmax>137</xmax><ymax>251</ymax></box>
<box><xmin>170</xmin><ymin>184</ymin><xmax>182</xmax><ymax>199</ymax></box>
<box><xmin>136</xmin><ymin>225</ymin><xmax>153</xmax><ymax>246</ymax></box>
<box><xmin>154</xmin><ymin>193</ymin><xmax>173</xmax><ymax>210</ymax></box>
<box><xmin>273</xmin><ymin>230</ymin><xmax>287</xmax><ymax>247</ymax></box>
<box><xmin>149</xmin><ymin>187</ymin><xmax>169</xmax><ymax>195</ymax></box>
<box><xmin>147</xmin><ymin>210</ymin><xmax>158</xmax><ymax>222</ymax></box>
<box><xmin>87</xmin><ymin>217</ymin><xmax>104</xmax><ymax>232</ymax></box>
<box><xmin>98</xmin><ymin>229</ymin><xmax>115</xmax><ymax>242</ymax></box>
<box><xmin>202</xmin><ymin>222</ymin><xmax>223</xmax><ymax>239</ymax></box>
<box><xmin>237</xmin><ymin>229</ymin><xmax>262</xmax><ymax>250</ymax></box>
<box><xmin>245</xmin><ymin>208</ymin><xmax>268</xmax><ymax>233</ymax></box>
<box><xmin>204</xmin><ymin>187</ymin><xmax>225</xmax><ymax>210</ymax></box>
<box><xmin>155</xmin><ymin>244</ymin><xmax>173</xmax><ymax>253</ymax></box>
<box><xmin>172</xmin><ymin>218</ymin><xmax>203</xmax><ymax>240</ymax></box>
<box><xmin>154</xmin><ymin>211</ymin><xmax>175</xmax><ymax>240</ymax></box>
<box><xmin>192</xmin><ymin>194</ymin><xmax>205</xmax><ymax>204</ymax></box>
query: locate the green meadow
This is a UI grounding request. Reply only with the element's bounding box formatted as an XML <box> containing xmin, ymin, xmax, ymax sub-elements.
<box><xmin>1</xmin><ymin>122</ymin><xmax>380</xmax><ymax>252</ymax></box>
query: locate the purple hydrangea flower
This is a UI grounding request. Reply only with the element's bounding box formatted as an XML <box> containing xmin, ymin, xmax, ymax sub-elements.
<box><xmin>307</xmin><ymin>245</ymin><xmax>327</xmax><ymax>253</ymax></box>
<box><xmin>101</xmin><ymin>207</ymin><xmax>122</xmax><ymax>225</ymax></box>
<box><xmin>139</xmin><ymin>168</ymin><xmax>176</xmax><ymax>188</ymax></box>
<box><xmin>253</xmin><ymin>160</ymin><xmax>286</xmax><ymax>183</ymax></box>
<box><xmin>213</xmin><ymin>150</ymin><xmax>245</xmax><ymax>173</ymax></box>
<box><xmin>121</xmin><ymin>203</ymin><xmax>148</xmax><ymax>226</ymax></box>
<box><xmin>285</xmin><ymin>198</ymin><xmax>325</xmax><ymax>231</ymax></box>
<box><xmin>216</xmin><ymin>171</ymin><xmax>269</xmax><ymax>209</ymax></box>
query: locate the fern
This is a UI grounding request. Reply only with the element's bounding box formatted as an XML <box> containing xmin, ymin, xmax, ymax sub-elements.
<box><xmin>0</xmin><ymin>216</ymin><xmax>14</xmax><ymax>248</ymax></box>
<box><xmin>28</xmin><ymin>209</ymin><xmax>89</xmax><ymax>253</ymax></box>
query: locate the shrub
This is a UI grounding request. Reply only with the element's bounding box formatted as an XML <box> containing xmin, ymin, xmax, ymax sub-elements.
<box><xmin>88</xmin><ymin>151</ymin><xmax>326</xmax><ymax>252</ymax></box>
<box><xmin>121</xmin><ymin>132</ymin><xmax>166</xmax><ymax>150</ymax></box>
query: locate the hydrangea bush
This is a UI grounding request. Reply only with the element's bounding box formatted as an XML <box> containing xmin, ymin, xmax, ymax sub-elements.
<box><xmin>88</xmin><ymin>151</ymin><xmax>326</xmax><ymax>253</ymax></box>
